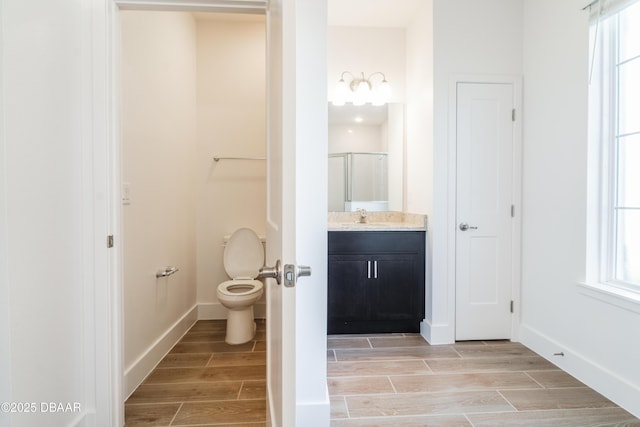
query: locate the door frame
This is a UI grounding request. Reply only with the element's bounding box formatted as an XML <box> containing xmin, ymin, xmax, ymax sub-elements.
<box><xmin>447</xmin><ymin>74</ymin><xmax>523</xmax><ymax>342</ymax></box>
<box><xmin>95</xmin><ymin>1</ymin><xmax>270</xmax><ymax>425</ymax></box>
<box><xmin>94</xmin><ymin>1</ymin><xmax>328</xmax><ymax>425</ymax></box>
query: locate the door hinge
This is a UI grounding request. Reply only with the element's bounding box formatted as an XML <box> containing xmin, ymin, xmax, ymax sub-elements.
<box><xmin>512</xmin><ymin>109</ymin><xmax>516</xmax><ymax>122</ymax></box>
<box><xmin>511</xmin><ymin>205</ymin><xmax>515</xmax><ymax>218</ymax></box>
<box><xmin>107</xmin><ymin>235</ymin><xmax>114</xmax><ymax>248</ymax></box>
<box><xmin>510</xmin><ymin>300</ymin><xmax>514</xmax><ymax>313</ymax></box>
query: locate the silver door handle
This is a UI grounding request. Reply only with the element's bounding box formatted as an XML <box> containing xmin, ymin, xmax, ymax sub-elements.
<box><xmin>297</xmin><ymin>265</ymin><xmax>312</xmax><ymax>278</ymax></box>
<box><xmin>459</xmin><ymin>222</ymin><xmax>478</xmax><ymax>231</ymax></box>
<box><xmin>283</xmin><ymin>264</ymin><xmax>312</xmax><ymax>287</ymax></box>
<box><xmin>259</xmin><ymin>259</ymin><xmax>281</xmax><ymax>285</ymax></box>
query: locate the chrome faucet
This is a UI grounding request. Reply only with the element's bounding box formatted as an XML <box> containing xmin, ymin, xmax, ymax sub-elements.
<box><xmin>357</xmin><ymin>208</ymin><xmax>368</xmax><ymax>223</ymax></box>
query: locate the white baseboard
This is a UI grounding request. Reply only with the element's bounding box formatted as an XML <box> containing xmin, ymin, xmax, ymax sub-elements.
<box><xmin>198</xmin><ymin>302</ymin><xmax>266</xmax><ymax>320</ymax></box>
<box><xmin>520</xmin><ymin>323</ymin><xmax>640</xmax><ymax>418</ymax></box>
<box><xmin>267</xmin><ymin>383</ymin><xmax>276</xmax><ymax>427</ymax></box>
<box><xmin>295</xmin><ymin>391</ymin><xmax>331</xmax><ymax>427</ymax></box>
<box><xmin>264</xmin><ymin>384</ymin><xmax>330</xmax><ymax>427</ymax></box>
<box><xmin>420</xmin><ymin>319</ymin><xmax>454</xmax><ymax>345</ymax></box>
<box><xmin>71</xmin><ymin>411</ymin><xmax>92</xmax><ymax>427</ymax></box>
<box><xmin>197</xmin><ymin>302</ymin><xmax>227</xmax><ymax>319</ymax></box>
<box><xmin>124</xmin><ymin>305</ymin><xmax>198</xmax><ymax>398</ymax></box>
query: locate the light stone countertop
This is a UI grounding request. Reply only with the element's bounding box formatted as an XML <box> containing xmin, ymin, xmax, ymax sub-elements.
<box><xmin>328</xmin><ymin>211</ymin><xmax>427</xmax><ymax>231</ymax></box>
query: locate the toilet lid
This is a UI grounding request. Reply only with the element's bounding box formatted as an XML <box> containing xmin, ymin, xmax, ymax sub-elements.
<box><xmin>223</xmin><ymin>228</ymin><xmax>264</xmax><ymax>279</ymax></box>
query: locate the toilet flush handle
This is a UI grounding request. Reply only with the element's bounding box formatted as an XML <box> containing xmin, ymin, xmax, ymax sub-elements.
<box><xmin>258</xmin><ymin>260</ymin><xmax>282</xmax><ymax>285</ymax></box>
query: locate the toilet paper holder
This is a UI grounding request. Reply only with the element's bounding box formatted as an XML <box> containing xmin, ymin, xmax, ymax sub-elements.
<box><xmin>156</xmin><ymin>266</ymin><xmax>179</xmax><ymax>278</ymax></box>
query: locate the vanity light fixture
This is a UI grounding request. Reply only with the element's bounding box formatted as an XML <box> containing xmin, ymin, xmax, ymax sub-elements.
<box><xmin>331</xmin><ymin>71</ymin><xmax>392</xmax><ymax>107</ymax></box>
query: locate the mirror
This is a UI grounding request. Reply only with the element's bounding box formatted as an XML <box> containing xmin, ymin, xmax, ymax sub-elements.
<box><xmin>328</xmin><ymin>103</ymin><xmax>404</xmax><ymax>212</ymax></box>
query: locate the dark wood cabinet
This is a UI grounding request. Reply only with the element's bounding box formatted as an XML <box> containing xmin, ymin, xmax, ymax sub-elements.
<box><xmin>328</xmin><ymin>231</ymin><xmax>425</xmax><ymax>334</ymax></box>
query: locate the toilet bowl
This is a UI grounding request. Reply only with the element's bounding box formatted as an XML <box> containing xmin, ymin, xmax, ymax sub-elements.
<box><xmin>216</xmin><ymin>228</ymin><xmax>264</xmax><ymax>344</ymax></box>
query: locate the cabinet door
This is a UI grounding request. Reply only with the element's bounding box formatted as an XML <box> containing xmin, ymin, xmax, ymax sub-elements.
<box><xmin>328</xmin><ymin>231</ymin><xmax>426</xmax><ymax>333</ymax></box>
<box><xmin>369</xmin><ymin>254</ymin><xmax>420</xmax><ymax>321</ymax></box>
<box><xmin>327</xmin><ymin>255</ymin><xmax>369</xmax><ymax>323</ymax></box>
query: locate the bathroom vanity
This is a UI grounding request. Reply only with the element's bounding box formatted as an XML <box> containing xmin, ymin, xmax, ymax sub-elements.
<box><xmin>327</xmin><ymin>212</ymin><xmax>426</xmax><ymax>334</ymax></box>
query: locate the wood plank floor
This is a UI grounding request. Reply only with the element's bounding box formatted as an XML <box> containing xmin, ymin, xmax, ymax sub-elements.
<box><xmin>125</xmin><ymin>320</ymin><xmax>267</xmax><ymax>427</ymax></box>
<box><xmin>125</xmin><ymin>321</ymin><xmax>640</xmax><ymax>426</ymax></box>
<box><xmin>328</xmin><ymin>333</ymin><xmax>640</xmax><ymax>426</ymax></box>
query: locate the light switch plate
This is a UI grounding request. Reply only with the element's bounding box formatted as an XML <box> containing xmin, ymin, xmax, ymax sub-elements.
<box><xmin>122</xmin><ymin>182</ymin><xmax>131</xmax><ymax>205</ymax></box>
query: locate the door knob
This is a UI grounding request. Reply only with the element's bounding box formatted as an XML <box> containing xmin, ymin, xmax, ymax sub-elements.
<box><xmin>283</xmin><ymin>264</ymin><xmax>312</xmax><ymax>287</ymax></box>
<box><xmin>459</xmin><ymin>222</ymin><xmax>478</xmax><ymax>231</ymax></box>
<box><xmin>297</xmin><ymin>265</ymin><xmax>312</xmax><ymax>278</ymax></box>
<box><xmin>258</xmin><ymin>259</ymin><xmax>281</xmax><ymax>285</ymax></box>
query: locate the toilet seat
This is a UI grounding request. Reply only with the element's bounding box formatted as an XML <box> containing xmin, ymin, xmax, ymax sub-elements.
<box><xmin>223</xmin><ymin>228</ymin><xmax>264</xmax><ymax>280</ymax></box>
<box><xmin>218</xmin><ymin>279</ymin><xmax>263</xmax><ymax>297</ymax></box>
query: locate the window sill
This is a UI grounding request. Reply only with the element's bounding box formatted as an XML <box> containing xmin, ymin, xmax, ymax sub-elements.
<box><xmin>577</xmin><ymin>282</ymin><xmax>640</xmax><ymax>315</ymax></box>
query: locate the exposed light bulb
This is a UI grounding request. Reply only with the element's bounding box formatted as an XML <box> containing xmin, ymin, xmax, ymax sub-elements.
<box><xmin>353</xmin><ymin>80</ymin><xmax>370</xmax><ymax>106</ymax></box>
<box><xmin>372</xmin><ymin>79</ymin><xmax>392</xmax><ymax>106</ymax></box>
<box><xmin>332</xmin><ymin>79</ymin><xmax>349</xmax><ymax>106</ymax></box>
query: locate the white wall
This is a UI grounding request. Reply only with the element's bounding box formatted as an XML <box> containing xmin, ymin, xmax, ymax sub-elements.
<box><xmin>1</xmin><ymin>0</ymin><xmax>93</xmax><ymax>424</ymax></box>
<box><xmin>292</xmin><ymin>1</ymin><xmax>330</xmax><ymax>422</ymax></box>
<box><xmin>521</xmin><ymin>0</ymin><xmax>640</xmax><ymax>416</ymax></box>
<box><xmin>405</xmin><ymin>0</ymin><xmax>434</xmax><ymax>216</ymax></box>
<box><xmin>121</xmin><ymin>11</ymin><xmax>198</xmax><ymax>395</ymax></box>
<box><xmin>404</xmin><ymin>1</ymin><xmax>434</xmax><ymax>334</ymax></box>
<box><xmin>429</xmin><ymin>0</ymin><xmax>523</xmax><ymax>342</ymax></box>
<box><xmin>195</xmin><ymin>16</ymin><xmax>266</xmax><ymax>318</ymax></box>
<box><xmin>0</xmin><ymin>2</ymin><xmax>11</xmax><ymax>420</ymax></box>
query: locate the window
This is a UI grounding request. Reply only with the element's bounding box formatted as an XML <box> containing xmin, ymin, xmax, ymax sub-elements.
<box><xmin>589</xmin><ymin>0</ymin><xmax>640</xmax><ymax>291</ymax></box>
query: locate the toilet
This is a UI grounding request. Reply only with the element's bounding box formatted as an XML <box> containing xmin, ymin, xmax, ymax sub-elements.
<box><xmin>216</xmin><ymin>228</ymin><xmax>265</xmax><ymax>345</ymax></box>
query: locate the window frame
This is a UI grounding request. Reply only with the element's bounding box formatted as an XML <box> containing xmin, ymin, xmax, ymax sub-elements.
<box><xmin>587</xmin><ymin>0</ymin><xmax>640</xmax><ymax>295</ymax></box>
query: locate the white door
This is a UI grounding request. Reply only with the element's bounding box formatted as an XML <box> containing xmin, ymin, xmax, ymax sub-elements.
<box><xmin>265</xmin><ymin>0</ymin><xmax>329</xmax><ymax>425</ymax></box>
<box><xmin>455</xmin><ymin>82</ymin><xmax>514</xmax><ymax>341</ymax></box>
